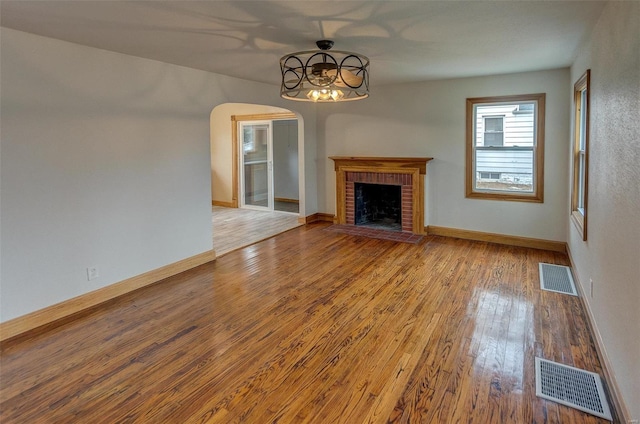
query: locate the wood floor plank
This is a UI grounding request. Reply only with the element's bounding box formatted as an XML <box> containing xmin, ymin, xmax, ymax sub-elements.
<box><xmin>212</xmin><ymin>206</ymin><xmax>301</xmax><ymax>256</ymax></box>
<box><xmin>0</xmin><ymin>223</ymin><xmax>618</xmax><ymax>423</ymax></box>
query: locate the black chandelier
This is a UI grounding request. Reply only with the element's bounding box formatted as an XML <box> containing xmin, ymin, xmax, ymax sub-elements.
<box><xmin>280</xmin><ymin>40</ymin><xmax>370</xmax><ymax>102</ymax></box>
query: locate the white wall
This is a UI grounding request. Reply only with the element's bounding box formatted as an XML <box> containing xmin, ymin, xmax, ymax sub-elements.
<box><xmin>0</xmin><ymin>28</ymin><xmax>317</xmax><ymax>321</ymax></box>
<box><xmin>210</xmin><ymin>103</ymin><xmax>292</xmax><ymax>204</ymax></box>
<box><xmin>317</xmin><ymin>68</ymin><xmax>570</xmax><ymax>241</ymax></box>
<box><xmin>568</xmin><ymin>1</ymin><xmax>640</xmax><ymax>419</ymax></box>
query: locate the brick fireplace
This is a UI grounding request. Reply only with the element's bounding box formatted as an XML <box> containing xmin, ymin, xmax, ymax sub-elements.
<box><xmin>330</xmin><ymin>157</ymin><xmax>433</xmax><ymax>235</ymax></box>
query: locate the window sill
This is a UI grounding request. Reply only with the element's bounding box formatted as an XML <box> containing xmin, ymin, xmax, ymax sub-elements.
<box><xmin>466</xmin><ymin>190</ymin><xmax>543</xmax><ymax>203</ymax></box>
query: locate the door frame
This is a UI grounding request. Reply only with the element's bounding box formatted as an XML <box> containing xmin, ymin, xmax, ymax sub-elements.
<box><xmin>231</xmin><ymin>112</ymin><xmax>297</xmax><ymax>208</ymax></box>
<box><xmin>239</xmin><ymin>120</ymin><xmax>273</xmax><ymax>211</ymax></box>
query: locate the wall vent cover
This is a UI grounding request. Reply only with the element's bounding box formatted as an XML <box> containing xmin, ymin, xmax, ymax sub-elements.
<box><xmin>539</xmin><ymin>263</ymin><xmax>578</xmax><ymax>296</ymax></box>
<box><xmin>535</xmin><ymin>357</ymin><xmax>612</xmax><ymax>421</ymax></box>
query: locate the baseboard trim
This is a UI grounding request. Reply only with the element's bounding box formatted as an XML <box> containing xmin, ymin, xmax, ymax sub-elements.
<box><xmin>212</xmin><ymin>200</ymin><xmax>235</xmax><ymax>208</ymax></box>
<box><xmin>566</xmin><ymin>247</ymin><xmax>632</xmax><ymax>423</ymax></box>
<box><xmin>317</xmin><ymin>213</ymin><xmax>336</xmax><ymax>223</ymax></box>
<box><xmin>426</xmin><ymin>225</ymin><xmax>566</xmax><ymax>252</ymax></box>
<box><xmin>299</xmin><ymin>213</ymin><xmax>336</xmax><ymax>224</ymax></box>
<box><xmin>274</xmin><ymin>197</ymin><xmax>299</xmax><ymax>204</ymax></box>
<box><xmin>0</xmin><ymin>249</ymin><xmax>216</xmax><ymax>345</ymax></box>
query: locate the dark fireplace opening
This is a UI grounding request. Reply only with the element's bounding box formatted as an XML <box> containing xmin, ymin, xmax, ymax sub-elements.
<box><xmin>355</xmin><ymin>183</ymin><xmax>402</xmax><ymax>231</ymax></box>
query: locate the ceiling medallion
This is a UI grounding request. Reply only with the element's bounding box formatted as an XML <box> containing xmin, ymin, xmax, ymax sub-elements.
<box><xmin>280</xmin><ymin>40</ymin><xmax>370</xmax><ymax>102</ymax></box>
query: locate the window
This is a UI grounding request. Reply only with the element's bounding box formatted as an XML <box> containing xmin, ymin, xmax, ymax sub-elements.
<box><xmin>483</xmin><ymin>117</ymin><xmax>504</xmax><ymax>146</ymax></box>
<box><xmin>571</xmin><ymin>70</ymin><xmax>590</xmax><ymax>240</ymax></box>
<box><xmin>466</xmin><ymin>93</ymin><xmax>545</xmax><ymax>202</ymax></box>
<box><xmin>479</xmin><ymin>172</ymin><xmax>501</xmax><ymax>180</ymax></box>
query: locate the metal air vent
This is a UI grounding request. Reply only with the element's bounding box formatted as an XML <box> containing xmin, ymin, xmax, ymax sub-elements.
<box><xmin>535</xmin><ymin>357</ymin><xmax>612</xmax><ymax>421</ymax></box>
<box><xmin>539</xmin><ymin>263</ymin><xmax>578</xmax><ymax>296</ymax></box>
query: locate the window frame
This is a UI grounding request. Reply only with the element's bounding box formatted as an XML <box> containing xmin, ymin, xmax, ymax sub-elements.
<box><xmin>571</xmin><ymin>70</ymin><xmax>590</xmax><ymax>240</ymax></box>
<box><xmin>465</xmin><ymin>93</ymin><xmax>546</xmax><ymax>202</ymax></box>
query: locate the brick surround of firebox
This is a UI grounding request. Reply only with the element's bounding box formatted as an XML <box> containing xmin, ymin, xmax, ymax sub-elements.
<box><xmin>345</xmin><ymin>172</ymin><xmax>414</xmax><ymax>232</ymax></box>
<box><xmin>330</xmin><ymin>157</ymin><xmax>433</xmax><ymax>235</ymax></box>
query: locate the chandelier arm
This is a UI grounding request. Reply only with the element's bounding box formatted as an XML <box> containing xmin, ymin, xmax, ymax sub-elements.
<box><xmin>281</xmin><ymin>55</ymin><xmax>305</xmax><ymax>90</ymax></box>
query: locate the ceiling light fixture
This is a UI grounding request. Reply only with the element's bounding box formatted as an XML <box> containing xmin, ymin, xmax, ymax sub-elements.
<box><xmin>280</xmin><ymin>40</ymin><xmax>369</xmax><ymax>102</ymax></box>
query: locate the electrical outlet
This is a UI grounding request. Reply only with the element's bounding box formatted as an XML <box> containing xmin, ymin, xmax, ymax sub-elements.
<box><xmin>590</xmin><ymin>278</ymin><xmax>594</xmax><ymax>297</ymax></box>
<box><xmin>87</xmin><ymin>267</ymin><xmax>99</xmax><ymax>281</ymax></box>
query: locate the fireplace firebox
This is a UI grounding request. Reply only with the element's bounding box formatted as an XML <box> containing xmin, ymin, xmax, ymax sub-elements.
<box><xmin>355</xmin><ymin>183</ymin><xmax>402</xmax><ymax>230</ymax></box>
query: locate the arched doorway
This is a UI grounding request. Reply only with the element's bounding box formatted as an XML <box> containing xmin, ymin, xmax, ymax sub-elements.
<box><xmin>210</xmin><ymin>103</ymin><xmax>304</xmax><ymax>256</ymax></box>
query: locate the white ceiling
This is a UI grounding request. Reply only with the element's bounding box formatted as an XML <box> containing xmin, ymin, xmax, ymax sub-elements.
<box><xmin>0</xmin><ymin>1</ymin><xmax>607</xmax><ymax>86</ymax></box>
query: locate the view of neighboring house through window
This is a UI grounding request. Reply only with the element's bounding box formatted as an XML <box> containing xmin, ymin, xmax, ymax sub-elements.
<box><xmin>571</xmin><ymin>70</ymin><xmax>590</xmax><ymax>240</ymax></box>
<box><xmin>483</xmin><ymin>116</ymin><xmax>504</xmax><ymax>146</ymax></box>
<box><xmin>466</xmin><ymin>93</ymin><xmax>545</xmax><ymax>202</ymax></box>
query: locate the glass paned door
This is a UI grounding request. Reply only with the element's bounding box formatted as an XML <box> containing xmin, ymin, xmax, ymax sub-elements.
<box><xmin>240</xmin><ymin>121</ymin><xmax>272</xmax><ymax>210</ymax></box>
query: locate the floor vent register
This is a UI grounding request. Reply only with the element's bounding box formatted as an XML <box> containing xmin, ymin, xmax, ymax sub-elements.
<box><xmin>535</xmin><ymin>357</ymin><xmax>612</xmax><ymax>421</ymax></box>
<box><xmin>539</xmin><ymin>263</ymin><xmax>578</xmax><ymax>296</ymax></box>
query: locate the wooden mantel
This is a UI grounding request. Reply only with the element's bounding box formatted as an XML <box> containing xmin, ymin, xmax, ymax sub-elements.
<box><xmin>330</xmin><ymin>157</ymin><xmax>433</xmax><ymax>235</ymax></box>
<box><xmin>330</xmin><ymin>157</ymin><xmax>433</xmax><ymax>174</ymax></box>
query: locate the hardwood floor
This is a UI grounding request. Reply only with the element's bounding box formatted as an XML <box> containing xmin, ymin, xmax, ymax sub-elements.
<box><xmin>212</xmin><ymin>206</ymin><xmax>301</xmax><ymax>256</ymax></box>
<box><xmin>0</xmin><ymin>223</ymin><xmax>616</xmax><ymax>423</ymax></box>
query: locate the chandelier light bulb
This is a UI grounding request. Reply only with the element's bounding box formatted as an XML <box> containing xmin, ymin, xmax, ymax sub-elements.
<box><xmin>306</xmin><ymin>89</ymin><xmax>345</xmax><ymax>102</ymax></box>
